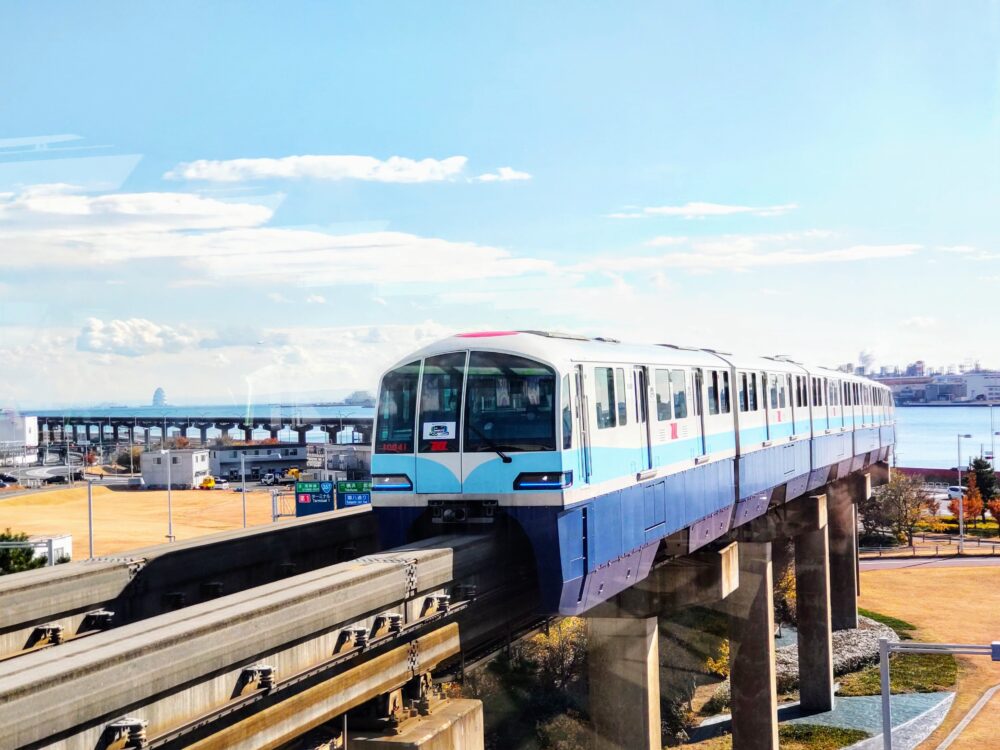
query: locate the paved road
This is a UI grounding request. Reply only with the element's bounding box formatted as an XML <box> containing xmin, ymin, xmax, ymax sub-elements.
<box><xmin>862</xmin><ymin>556</ymin><xmax>1000</xmax><ymax>570</ymax></box>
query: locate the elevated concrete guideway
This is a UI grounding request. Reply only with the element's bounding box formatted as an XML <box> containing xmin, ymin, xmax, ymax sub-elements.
<box><xmin>0</xmin><ymin>507</ymin><xmax>377</xmax><ymax>661</ymax></box>
<box><xmin>0</xmin><ymin>535</ymin><xmax>519</xmax><ymax>750</ymax></box>
<box><xmin>0</xmin><ymin>463</ymin><xmax>887</xmax><ymax>749</ymax></box>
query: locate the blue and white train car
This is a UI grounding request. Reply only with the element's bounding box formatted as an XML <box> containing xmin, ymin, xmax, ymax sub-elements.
<box><xmin>371</xmin><ymin>331</ymin><xmax>894</xmax><ymax>615</ymax></box>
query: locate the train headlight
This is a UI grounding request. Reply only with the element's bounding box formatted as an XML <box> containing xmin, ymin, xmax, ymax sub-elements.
<box><xmin>513</xmin><ymin>471</ymin><xmax>573</xmax><ymax>490</ymax></box>
<box><xmin>371</xmin><ymin>474</ymin><xmax>413</xmax><ymax>491</ymax></box>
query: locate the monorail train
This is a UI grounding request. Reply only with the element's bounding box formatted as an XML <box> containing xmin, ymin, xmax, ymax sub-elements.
<box><xmin>371</xmin><ymin>331</ymin><xmax>895</xmax><ymax>615</ymax></box>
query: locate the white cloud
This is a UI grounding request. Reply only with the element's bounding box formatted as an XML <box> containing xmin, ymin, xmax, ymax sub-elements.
<box><xmin>901</xmin><ymin>316</ymin><xmax>937</xmax><ymax>329</ymax></box>
<box><xmin>644</xmin><ymin>236</ymin><xmax>688</xmax><ymax>247</ymax></box>
<box><xmin>575</xmin><ymin>241</ymin><xmax>919</xmax><ymax>274</ymax></box>
<box><xmin>164</xmin><ymin>155</ymin><xmax>469</xmax><ymax>183</ymax></box>
<box><xmin>76</xmin><ymin>318</ymin><xmax>200</xmax><ymax>357</ymax></box>
<box><xmin>305</xmin><ymin>294</ymin><xmax>326</xmax><ymax>304</ymax></box>
<box><xmin>475</xmin><ymin>166</ymin><xmax>532</xmax><ymax>182</ymax></box>
<box><xmin>0</xmin><ymin>183</ymin><xmax>272</xmax><ymax>231</ymax></box>
<box><xmin>610</xmin><ymin>201</ymin><xmax>798</xmax><ymax>220</ymax></box>
<box><xmin>0</xmin><ymin>185</ymin><xmax>553</xmax><ymax>286</ymax></box>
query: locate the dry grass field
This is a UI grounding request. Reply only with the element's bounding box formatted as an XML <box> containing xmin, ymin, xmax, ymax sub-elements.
<box><xmin>0</xmin><ymin>484</ymin><xmax>276</xmax><ymax>556</ymax></box>
<box><xmin>859</xmin><ymin>565</ymin><xmax>1000</xmax><ymax>749</ymax></box>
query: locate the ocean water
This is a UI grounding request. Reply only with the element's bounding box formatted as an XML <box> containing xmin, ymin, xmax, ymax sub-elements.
<box><xmin>895</xmin><ymin>406</ymin><xmax>1000</xmax><ymax>469</ymax></box>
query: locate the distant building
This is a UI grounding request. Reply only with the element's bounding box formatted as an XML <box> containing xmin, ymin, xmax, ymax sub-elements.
<box><xmin>152</xmin><ymin>387</ymin><xmax>167</xmax><ymax>407</ymax></box>
<box><xmin>344</xmin><ymin>390</ymin><xmax>376</xmax><ymax>407</ymax></box>
<box><xmin>141</xmin><ymin>448</ymin><xmax>210</xmax><ymax>489</ymax></box>
<box><xmin>317</xmin><ymin>444</ymin><xmax>371</xmax><ymax>482</ymax></box>
<box><xmin>0</xmin><ymin>411</ymin><xmax>39</xmax><ymax>466</ymax></box>
<box><xmin>209</xmin><ymin>443</ymin><xmax>308</xmax><ymax>481</ymax></box>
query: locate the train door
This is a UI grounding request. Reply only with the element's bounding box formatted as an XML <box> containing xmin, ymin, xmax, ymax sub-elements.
<box><xmin>762</xmin><ymin>371</ymin><xmax>773</xmax><ymax>441</ymax></box>
<box><xmin>634</xmin><ymin>366</ymin><xmax>652</xmax><ymax>471</ymax></box>
<box><xmin>693</xmin><ymin>368</ymin><xmax>708</xmax><ymax>456</ymax></box>
<box><xmin>575</xmin><ymin>365</ymin><xmax>592</xmax><ymax>483</ymax></box>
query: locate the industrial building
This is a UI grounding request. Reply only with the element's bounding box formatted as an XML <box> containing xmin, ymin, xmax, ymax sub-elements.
<box><xmin>140</xmin><ymin>448</ymin><xmax>211</xmax><ymax>489</ymax></box>
<box><xmin>209</xmin><ymin>444</ymin><xmax>308</xmax><ymax>481</ymax></box>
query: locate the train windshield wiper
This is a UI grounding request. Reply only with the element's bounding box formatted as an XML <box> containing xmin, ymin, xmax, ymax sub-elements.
<box><xmin>468</xmin><ymin>424</ymin><xmax>512</xmax><ymax>463</ymax></box>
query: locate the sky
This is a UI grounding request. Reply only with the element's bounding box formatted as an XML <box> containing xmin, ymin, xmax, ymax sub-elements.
<box><xmin>1</xmin><ymin>2</ymin><xmax>999</xmax><ymax>408</ymax></box>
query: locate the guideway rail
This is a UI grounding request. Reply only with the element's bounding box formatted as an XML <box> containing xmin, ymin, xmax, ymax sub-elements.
<box><xmin>0</xmin><ymin>534</ymin><xmax>497</xmax><ymax>750</ymax></box>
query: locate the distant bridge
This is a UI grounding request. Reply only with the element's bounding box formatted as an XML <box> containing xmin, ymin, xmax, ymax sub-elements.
<box><xmin>26</xmin><ymin>406</ymin><xmax>375</xmax><ymax>446</ymax></box>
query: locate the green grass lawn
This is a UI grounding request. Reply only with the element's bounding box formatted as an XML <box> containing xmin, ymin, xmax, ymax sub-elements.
<box><xmin>858</xmin><ymin>607</ymin><xmax>917</xmax><ymax>639</ymax></box>
<box><xmin>837</xmin><ymin>653</ymin><xmax>957</xmax><ymax>696</ymax></box>
<box><xmin>689</xmin><ymin>724</ymin><xmax>869</xmax><ymax>749</ymax></box>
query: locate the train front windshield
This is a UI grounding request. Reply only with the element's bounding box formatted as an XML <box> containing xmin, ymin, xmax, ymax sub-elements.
<box><xmin>465</xmin><ymin>352</ymin><xmax>556</xmax><ymax>453</ymax></box>
<box><xmin>374</xmin><ymin>352</ymin><xmax>557</xmax><ymax>454</ymax></box>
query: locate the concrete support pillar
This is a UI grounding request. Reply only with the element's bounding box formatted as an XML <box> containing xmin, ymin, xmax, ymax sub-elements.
<box><xmin>794</xmin><ymin>526</ymin><xmax>834</xmax><ymax>712</ymax></box>
<box><xmin>728</xmin><ymin>541</ymin><xmax>778</xmax><ymax>750</ymax></box>
<box><xmin>242</xmin><ymin>425</ymin><xmax>254</xmax><ymax>441</ymax></box>
<box><xmin>269</xmin><ymin>427</ymin><xmax>279</xmax><ymax>440</ymax></box>
<box><xmin>587</xmin><ymin>616</ymin><xmax>660</xmax><ymax>750</ymax></box>
<box><xmin>828</xmin><ymin>485</ymin><xmax>858</xmax><ymax>631</ymax></box>
<box><xmin>142</xmin><ymin>427</ymin><xmax>150</xmax><ymax>445</ymax></box>
<box><xmin>199</xmin><ymin>426</ymin><xmax>209</xmax><ymax>445</ymax></box>
<box><xmin>294</xmin><ymin>427</ymin><xmax>310</xmax><ymax>444</ymax></box>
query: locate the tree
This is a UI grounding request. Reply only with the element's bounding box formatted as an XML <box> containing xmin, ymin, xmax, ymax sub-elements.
<box><xmin>968</xmin><ymin>457</ymin><xmax>998</xmax><ymax>524</ymax></box>
<box><xmin>84</xmin><ymin>450</ymin><xmax>98</xmax><ymax>466</ymax></box>
<box><xmin>0</xmin><ymin>528</ymin><xmax>47</xmax><ymax>575</ymax></box>
<box><xmin>166</xmin><ymin>436</ymin><xmax>190</xmax><ymax>449</ymax></box>
<box><xmin>950</xmin><ymin>471</ymin><xmax>985</xmax><ymax>529</ymax></box>
<box><xmin>872</xmin><ymin>473</ymin><xmax>934</xmax><ymax>544</ymax></box>
<box><xmin>115</xmin><ymin>446</ymin><xmax>143</xmax><ymax>473</ymax></box>
<box><xmin>989</xmin><ymin>497</ymin><xmax>1000</xmax><ymax>524</ymax></box>
<box><xmin>521</xmin><ymin>617</ymin><xmax>587</xmax><ymax>692</ymax></box>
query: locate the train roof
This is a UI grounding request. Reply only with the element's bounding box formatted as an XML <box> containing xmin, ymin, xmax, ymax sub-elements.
<box><xmin>387</xmin><ymin>331</ymin><xmax>887</xmax><ymax>387</ymax></box>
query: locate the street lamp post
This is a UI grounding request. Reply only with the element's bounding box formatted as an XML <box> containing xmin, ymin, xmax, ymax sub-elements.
<box><xmin>240</xmin><ymin>452</ymin><xmax>247</xmax><ymax>529</ymax></box>
<box><xmin>161</xmin><ymin>449</ymin><xmax>175</xmax><ymax>542</ymax></box>
<box><xmin>958</xmin><ymin>433</ymin><xmax>972</xmax><ymax>555</ymax></box>
<box><xmin>86</xmin><ymin>476</ymin><xmax>94</xmax><ymax>559</ymax></box>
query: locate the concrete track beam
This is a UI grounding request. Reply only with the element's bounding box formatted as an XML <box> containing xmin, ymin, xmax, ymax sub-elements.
<box><xmin>736</xmin><ymin>494</ymin><xmax>827</xmax><ymax>544</ymax></box>
<box><xmin>593</xmin><ymin>542</ymin><xmax>739</xmax><ymax>619</ymax></box>
<box><xmin>0</xmin><ymin>508</ymin><xmax>376</xmax><ymax>659</ymax></box>
<box><xmin>350</xmin><ymin>698</ymin><xmax>484</xmax><ymax>750</ymax></box>
<box><xmin>185</xmin><ymin>627</ymin><xmax>463</xmax><ymax>750</ymax></box>
<box><xmin>0</xmin><ymin>535</ymin><xmax>495</xmax><ymax>749</ymax></box>
<box><xmin>727</xmin><ymin>540</ymin><xmax>778</xmax><ymax>750</ymax></box>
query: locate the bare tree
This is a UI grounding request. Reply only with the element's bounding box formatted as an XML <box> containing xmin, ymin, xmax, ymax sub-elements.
<box><xmin>871</xmin><ymin>473</ymin><xmax>934</xmax><ymax>545</ymax></box>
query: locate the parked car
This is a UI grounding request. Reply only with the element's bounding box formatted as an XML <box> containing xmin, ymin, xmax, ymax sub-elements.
<box><xmin>212</xmin><ymin>480</ymin><xmax>231</xmax><ymax>490</ymax></box>
<box><xmin>0</xmin><ymin>472</ymin><xmax>18</xmax><ymax>483</ymax></box>
<box><xmin>45</xmin><ymin>475</ymin><xmax>68</xmax><ymax>484</ymax></box>
<box><xmin>127</xmin><ymin>476</ymin><xmax>146</xmax><ymax>490</ymax></box>
<box><xmin>947</xmin><ymin>485</ymin><xmax>965</xmax><ymax>499</ymax></box>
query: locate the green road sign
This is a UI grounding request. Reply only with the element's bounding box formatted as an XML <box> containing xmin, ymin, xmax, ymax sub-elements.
<box><xmin>337</xmin><ymin>480</ymin><xmax>372</xmax><ymax>494</ymax></box>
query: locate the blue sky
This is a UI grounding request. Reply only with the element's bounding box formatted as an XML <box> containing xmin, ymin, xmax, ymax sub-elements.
<box><xmin>1</xmin><ymin>2</ymin><xmax>998</xmax><ymax>406</ymax></box>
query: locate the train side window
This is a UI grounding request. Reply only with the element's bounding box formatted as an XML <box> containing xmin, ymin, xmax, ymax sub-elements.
<box><xmin>738</xmin><ymin>372</ymin><xmax>748</xmax><ymax>412</ymax></box>
<box><xmin>720</xmin><ymin>371</ymin><xmax>731</xmax><ymax>414</ymax></box>
<box><xmin>615</xmin><ymin>368</ymin><xmax>628</xmax><ymax>426</ymax></box>
<box><xmin>562</xmin><ymin>374</ymin><xmax>572</xmax><ymax>449</ymax></box>
<box><xmin>778</xmin><ymin>375</ymin><xmax>787</xmax><ymax>409</ymax></box>
<box><xmin>670</xmin><ymin>369</ymin><xmax>688</xmax><ymax>418</ymax></box>
<box><xmin>594</xmin><ymin>367</ymin><xmax>616</xmax><ymax>429</ymax></box>
<box><xmin>768</xmin><ymin>374</ymin><xmax>778</xmax><ymax>409</ymax></box>
<box><xmin>749</xmin><ymin>373</ymin><xmax>759</xmax><ymax>411</ymax></box>
<box><xmin>654</xmin><ymin>369</ymin><xmax>672</xmax><ymax>421</ymax></box>
<box><xmin>707</xmin><ymin>370</ymin><xmax>720</xmax><ymax>415</ymax></box>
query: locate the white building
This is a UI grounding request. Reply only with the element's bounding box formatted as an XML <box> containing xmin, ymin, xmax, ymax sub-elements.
<box><xmin>961</xmin><ymin>371</ymin><xmax>1000</xmax><ymax>401</ymax></box>
<box><xmin>140</xmin><ymin>448</ymin><xmax>211</xmax><ymax>489</ymax></box>
<box><xmin>0</xmin><ymin>411</ymin><xmax>39</xmax><ymax>466</ymax></box>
